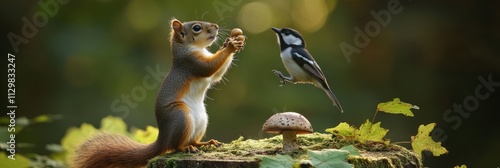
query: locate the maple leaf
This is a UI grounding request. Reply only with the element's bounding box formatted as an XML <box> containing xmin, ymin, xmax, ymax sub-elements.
<box><xmin>259</xmin><ymin>155</ymin><xmax>295</xmax><ymax>168</ymax></box>
<box><xmin>340</xmin><ymin>145</ymin><xmax>360</xmax><ymax>156</ymax></box>
<box><xmin>61</xmin><ymin>116</ymin><xmax>128</xmax><ymax>164</ymax></box>
<box><xmin>377</xmin><ymin>98</ymin><xmax>419</xmax><ymax>117</ymax></box>
<box><xmin>100</xmin><ymin>115</ymin><xmax>128</xmax><ymax>135</ymax></box>
<box><xmin>133</xmin><ymin>126</ymin><xmax>159</xmax><ymax>144</ymax></box>
<box><xmin>308</xmin><ymin>149</ymin><xmax>352</xmax><ymax>168</ymax></box>
<box><xmin>356</xmin><ymin>120</ymin><xmax>389</xmax><ymax>143</ymax></box>
<box><xmin>325</xmin><ymin>122</ymin><xmax>356</xmax><ymax>138</ymax></box>
<box><xmin>411</xmin><ymin>123</ymin><xmax>448</xmax><ymax>158</ymax></box>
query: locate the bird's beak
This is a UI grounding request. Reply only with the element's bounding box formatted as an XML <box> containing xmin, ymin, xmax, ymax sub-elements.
<box><xmin>271</xmin><ymin>27</ymin><xmax>281</xmax><ymax>33</ymax></box>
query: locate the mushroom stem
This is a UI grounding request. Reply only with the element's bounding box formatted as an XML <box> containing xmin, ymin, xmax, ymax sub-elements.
<box><xmin>282</xmin><ymin>130</ymin><xmax>299</xmax><ymax>153</ymax></box>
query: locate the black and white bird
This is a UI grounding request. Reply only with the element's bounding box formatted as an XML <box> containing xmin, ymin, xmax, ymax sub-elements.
<box><xmin>271</xmin><ymin>27</ymin><xmax>344</xmax><ymax>113</ymax></box>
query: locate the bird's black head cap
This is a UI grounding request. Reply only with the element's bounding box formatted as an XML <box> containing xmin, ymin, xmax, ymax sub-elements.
<box><xmin>271</xmin><ymin>27</ymin><xmax>306</xmax><ymax>50</ymax></box>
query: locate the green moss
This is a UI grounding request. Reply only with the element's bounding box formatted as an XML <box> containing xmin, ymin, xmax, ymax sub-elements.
<box><xmin>147</xmin><ymin>133</ymin><xmax>422</xmax><ymax>168</ymax></box>
<box><xmin>148</xmin><ymin>152</ymin><xmax>191</xmax><ymax>168</ymax></box>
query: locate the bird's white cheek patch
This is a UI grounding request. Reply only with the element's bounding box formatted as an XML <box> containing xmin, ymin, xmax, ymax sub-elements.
<box><xmin>282</xmin><ymin>34</ymin><xmax>302</xmax><ymax>46</ymax></box>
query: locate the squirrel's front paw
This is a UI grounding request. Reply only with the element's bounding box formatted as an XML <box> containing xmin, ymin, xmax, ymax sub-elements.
<box><xmin>223</xmin><ymin>35</ymin><xmax>246</xmax><ymax>53</ymax></box>
<box><xmin>231</xmin><ymin>35</ymin><xmax>246</xmax><ymax>52</ymax></box>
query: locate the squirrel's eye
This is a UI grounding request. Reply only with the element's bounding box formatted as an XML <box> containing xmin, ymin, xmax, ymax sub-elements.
<box><xmin>192</xmin><ymin>25</ymin><xmax>202</xmax><ymax>33</ymax></box>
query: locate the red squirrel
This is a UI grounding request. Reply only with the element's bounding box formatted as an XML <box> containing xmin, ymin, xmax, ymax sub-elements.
<box><xmin>72</xmin><ymin>19</ymin><xmax>246</xmax><ymax>168</ymax></box>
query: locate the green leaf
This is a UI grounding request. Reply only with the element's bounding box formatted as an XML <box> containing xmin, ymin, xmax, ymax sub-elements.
<box><xmin>32</xmin><ymin>114</ymin><xmax>62</xmax><ymax>123</ymax></box>
<box><xmin>340</xmin><ymin>145</ymin><xmax>360</xmax><ymax>156</ymax></box>
<box><xmin>259</xmin><ymin>155</ymin><xmax>295</xmax><ymax>168</ymax></box>
<box><xmin>0</xmin><ymin>117</ymin><xmax>10</xmax><ymax>124</ymax></box>
<box><xmin>357</xmin><ymin>120</ymin><xmax>389</xmax><ymax>143</ymax></box>
<box><xmin>100</xmin><ymin>116</ymin><xmax>128</xmax><ymax>135</ymax></box>
<box><xmin>377</xmin><ymin>98</ymin><xmax>419</xmax><ymax>117</ymax></box>
<box><xmin>0</xmin><ymin>152</ymin><xmax>30</xmax><ymax>168</ymax></box>
<box><xmin>308</xmin><ymin>149</ymin><xmax>352</xmax><ymax>168</ymax></box>
<box><xmin>454</xmin><ymin>165</ymin><xmax>467</xmax><ymax>168</ymax></box>
<box><xmin>30</xmin><ymin>154</ymin><xmax>66</xmax><ymax>168</ymax></box>
<box><xmin>46</xmin><ymin>144</ymin><xmax>65</xmax><ymax>153</ymax></box>
<box><xmin>133</xmin><ymin>125</ymin><xmax>159</xmax><ymax>144</ymax></box>
<box><xmin>33</xmin><ymin>115</ymin><xmax>51</xmax><ymax>123</ymax></box>
<box><xmin>411</xmin><ymin>123</ymin><xmax>448</xmax><ymax>158</ymax></box>
<box><xmin>16</xmin><ymin>117</ymin><xmax>30</xmax><ymax>127</ymax></box>
<box><xmin>0</xmin><ymin>126</ymin><xmax>10</xmax><ymax>141</ymax></box>
<box><xmin>325</xmin><ymin>122</ymin><xmax>356</xmax><ymax>138</ymax></box>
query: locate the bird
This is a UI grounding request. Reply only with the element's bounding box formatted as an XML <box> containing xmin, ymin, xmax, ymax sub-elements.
<box><xmin>271</xmin><ymin>27</ymin><xmax>344</xmax><ymax>113</ymax></box>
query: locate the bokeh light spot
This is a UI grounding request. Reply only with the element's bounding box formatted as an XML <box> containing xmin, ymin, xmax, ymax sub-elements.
<box><xmin>292</xmin><ymin>0</ymin><xmax>329</xmax><ymax>33</ymax></box>
<box><xmin>238</xmin><ymin>2</ymin><xmax>273</xmax><ymax>34</ymax></box>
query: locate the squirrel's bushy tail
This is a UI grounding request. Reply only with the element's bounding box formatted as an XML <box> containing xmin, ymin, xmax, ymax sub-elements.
<box><xmin>72</xmin><ymin>133</ymin><xmax>162</xmax><ymax>168</ymax></box>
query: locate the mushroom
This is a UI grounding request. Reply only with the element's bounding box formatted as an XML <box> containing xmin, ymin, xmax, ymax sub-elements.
<box><xmin>262</xmin><ymin>112</ymin><xmax>313</xmax><ymax>153</ymax></box>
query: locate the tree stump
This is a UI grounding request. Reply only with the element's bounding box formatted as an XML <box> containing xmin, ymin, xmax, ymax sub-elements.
<box><xmin>148</xmin><ymin>133</ymin><xmax>422</xmax><ymax>168</ymax></box>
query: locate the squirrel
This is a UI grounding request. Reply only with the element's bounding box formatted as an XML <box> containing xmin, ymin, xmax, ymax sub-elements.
<box><xmin>72</xmin><ymin>18</ymin><xmax>246</xmax><ymax>168</ymax></box>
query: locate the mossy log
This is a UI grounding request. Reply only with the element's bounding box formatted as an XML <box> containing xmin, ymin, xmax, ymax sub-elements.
<box><xmin>148</xmin><ymin>133</ymin><xmax>422</xmax><ymax>168</ymax></box>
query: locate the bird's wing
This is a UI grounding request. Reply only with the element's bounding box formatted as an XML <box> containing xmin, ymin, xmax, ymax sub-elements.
<box><xmin>291</xmin><ymin>48</ymin><xmax>328</xmax><ymax>85</ymax></box>
<box><xmin>292</xmin><ymin>48</ymin><xmax>343</xmax><ymax>112</ymax></box>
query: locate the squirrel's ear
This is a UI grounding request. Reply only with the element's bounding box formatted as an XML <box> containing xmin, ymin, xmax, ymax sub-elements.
<box><xmin>171</xmin><ymin>19</ymin><xmax>183</xmax><ymax>33</ymax></box>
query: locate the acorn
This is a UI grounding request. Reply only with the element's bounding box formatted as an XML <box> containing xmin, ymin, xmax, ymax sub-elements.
<box><xmin>231</xmin><ymin>28</ymin><xmax>243</xmax><ymax>37</ymax></box>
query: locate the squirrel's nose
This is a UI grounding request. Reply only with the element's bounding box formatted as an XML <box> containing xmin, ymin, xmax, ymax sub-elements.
<box><xmin>213</xmin><ymin>24</ymin><xmax>219</xmax><ymax>30</ymax></box>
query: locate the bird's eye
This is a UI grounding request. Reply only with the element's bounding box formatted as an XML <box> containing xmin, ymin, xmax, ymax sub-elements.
<box><xmin>192</xmin><ymin>25</ymin><xmax>202</xmax><ymax>33</ymax></box>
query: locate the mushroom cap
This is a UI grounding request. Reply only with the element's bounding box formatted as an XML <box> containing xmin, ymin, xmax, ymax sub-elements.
<box><xmin>262</xmin><ymin>112</ymin><xmax>313</xmax><ymax>134</ymax></box>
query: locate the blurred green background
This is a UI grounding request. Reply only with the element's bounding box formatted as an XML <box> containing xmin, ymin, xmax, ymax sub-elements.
<box><xmin>1</xmin><ymin>0</ymin><xmax>499</xmax><ymax>167</ymax></box>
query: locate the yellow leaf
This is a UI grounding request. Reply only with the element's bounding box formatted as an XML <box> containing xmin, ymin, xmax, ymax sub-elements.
<box><xmin>33</xmin><ymin>115</ymin><xmax>51</xmax><ymax>123</ymax></box>
<box><xmin>59</xmin><ymin>116</ymin><xmax>131</xmax><ymax>165</ymax></box>
<box><xmin>454</xmin><ymin>165</ymin><xmax>467</xmax><ymax>168</ymax></box>
<box><xmin>100</xmin><ymin>116</ymin><xmax>128</xmax><ymax>135</ymax></box>
<box><xmin>32</xmin><ymin>114</ymin><xmax>61</xmax><ymax>123</ymax></box>
<box><xmin>357</xmin><ymin>120</ymin><xmax>389</xmax><ymax>143</ymax></box>
<box><xmin>325</xmin><ymin>122</ymin><xmax>356</xmax><ymax>138</ymax></box>
<box><xmin>377</xmin><ymin>98</ymin><xmax>419</xmax><ymax>117</ymax></box>
<box><xmin>133</xmin><ymin>126</ymin><xmax>159</xmax><ymax>144</ymax></box>
<box><xmin>0</xmin><ymin>153</ymin><xmax>30</xmax><ymax>168</ymax></box>
<box><xmin>411</xmin><ymin>123</ymin><xmax>448</xmax><ymax>158</ymax></box>
<box><xmin>61</xmin><ymin>123</ymin><xmax>97</xmax><ymax>164</ymax></box>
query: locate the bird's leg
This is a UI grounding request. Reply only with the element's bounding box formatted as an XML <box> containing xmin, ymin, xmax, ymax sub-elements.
<box><xmin>272</xmin><ymin>70</ymin><xmax>292</xmax><ymax>86</ymax></box>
